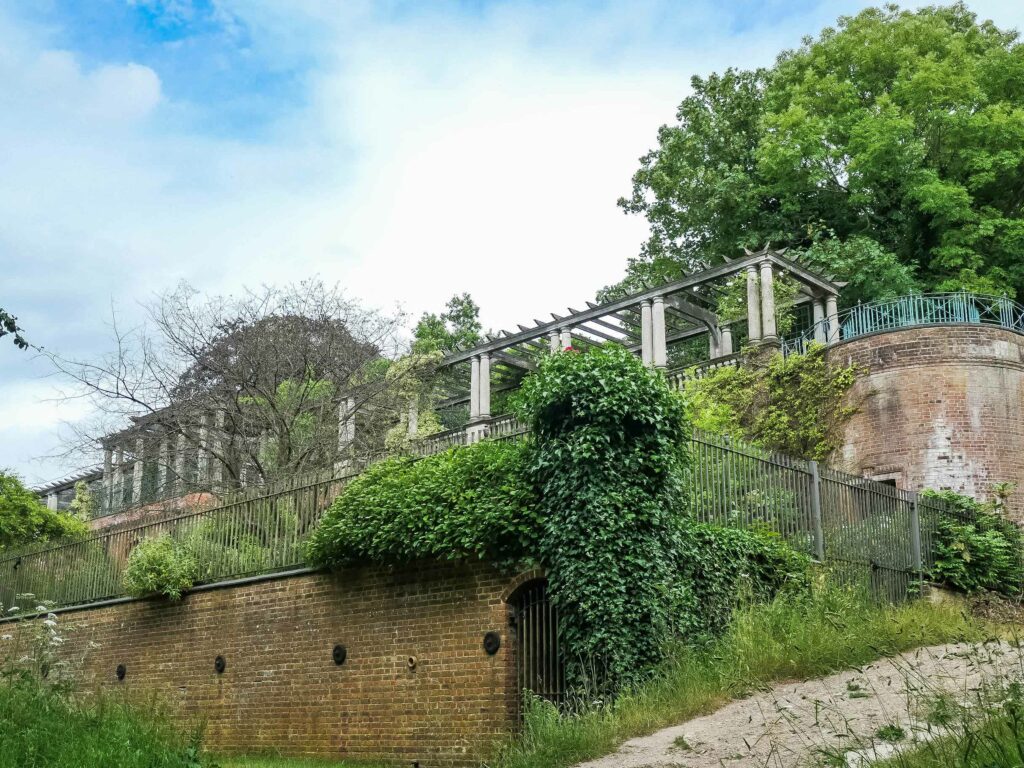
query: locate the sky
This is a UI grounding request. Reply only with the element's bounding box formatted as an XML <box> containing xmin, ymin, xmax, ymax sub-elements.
<box><xmin>2</xmin><ymin>0</ymin><xmax>1023</xmax><ymax>486</ymax></box>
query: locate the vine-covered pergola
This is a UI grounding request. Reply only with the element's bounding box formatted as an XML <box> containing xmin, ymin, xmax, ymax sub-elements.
<box><xmin>436</xmin><ymin>248</ymin><xmax>843</xmax><ymax>435</ymax></box>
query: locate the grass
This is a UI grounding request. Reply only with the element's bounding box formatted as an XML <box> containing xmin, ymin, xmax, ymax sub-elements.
<box><xmin>217</xmin><ymin>759</ymin><xmax>387</xmax><ymax>768</ymax></box>
<box><xmin>489</xmin><ymin>579</ymin><xmax>995</xmax><ymax>768</ymax></box>
<box><xmin>876</xmin><ymin>712</ymin><xmax>1024</xmax><ymax>767</ymax></box>
<box><xmin>0</xmin><ymin>676</ymin><xmax>202</xmax><ymax>768</ymax></box>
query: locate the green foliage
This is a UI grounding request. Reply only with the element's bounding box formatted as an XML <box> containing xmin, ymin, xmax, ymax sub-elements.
<box><xmin>304</xmin><ymin>439</ymin><xmax>539</xmax><ymax>569</ymax></box>
<box><xmin>714</xmin><ymin>273</ymin><xmax>800</xmax><ymax>337</ymax></box>
<box><xmin>0</xmin><ymin>676</ymin><xmax>207</xmax><ymax>768</ymax></box>
<box><xmin>412</xmin><ymin>293</ymin><xmax>482</xmax><ymax>354</ymax></box>
<box><xmin>67</xmin><ymin>482</ymin><xmax>95</xmax><ymax>521</ymax></box>
<box><xmin>683</xmin><ymin>346</ymin><xmax>859</xmax><ymax>460</ymax></box>
<box><xmin>512</xmin><ymin>345</ymin><xmax>691</xmax><ymax>690</ymax></box>
<box><xmin>122</xmin><ymin>535</ymin><xmax>199</xmax><ymax>601</ymax></box>
<box><xmin>492</xmin><ymin>578</ymin><xmax>988</xmax><ymax>768</ymax></box>
<box><xmin>619</xmin><ymin>4</ymin><xmax>1024</xmax><ymax>300</ymax></box>
<box><xmin>924</xmin><ymin>490</ymin><xmax>1023</xmax><ymax>596</ymax></box>
<box><xmin>0</xmin><ymin>471</ymin><xmax>87</xmax><ymax>550</ymax></box>
<box><xmin>797</xmin><ymin>233</ymin><xmax>919</xmax><ymax>309</ymax></box>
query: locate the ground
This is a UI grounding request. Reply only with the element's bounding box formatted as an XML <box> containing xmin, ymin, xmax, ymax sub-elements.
<box><xmin>572</xmin><ymin>641</ymin><xmax>1022</xmax><ymax>768</ymax></box>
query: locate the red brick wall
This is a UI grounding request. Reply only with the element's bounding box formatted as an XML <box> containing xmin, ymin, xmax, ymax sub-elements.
<box><xmin>828</xmin><ymin>325</ymin><xmax>1024</xmax><ymax>518</ymax></box>
<box><xmin>34</xmin><ymin>562</ymin><xmax>520</xmax><ymax>766</ymax></box>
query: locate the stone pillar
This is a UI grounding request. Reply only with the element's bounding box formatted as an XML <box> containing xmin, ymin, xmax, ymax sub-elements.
<box><xmin>720</xmin><ymin>325</ymin><xmax>734</xmax><ymax>356</ymax></box>
<box><xmin>113</xmin><ymin>446</ymin><xmax>124</xmax><ymax>508</ymax></box>
<box><xmin>211</xmin><ymin>410</ymin><xmax>225</xmax><ymax>487</ymax></box>
<box><xmin>548</xmin><ymin>330</ymin><xmax>560</xmax><ymax>353</ymax></box>
<box><xmin>174</xmin><ymin>434</ymin><xmax>186</xmax><ymax>495</ymax></box>
<box><xmin>813</xmin><ymin>299</ymin><xmax>827</xmax><ymax>344</ymax></box>
<box><xmin>479</xmin><ymin>352</ymin><xmax>491</xmax><ymax>419</ymax></box>
<box><xmin>652</xmin><ymin>296</ymin><xmax>668</xmax><ymax>369</ymax></box>
<box><xmin>759</xmin><ymin>260</ymin><xmax>777</xmax><ymax>342</ymax></box>
<box><xmin>640</xmin><ymin>299</ymin><xmax>654</xmax><ymax>366</ymax></box>
<box><xmin>157</xmin><ymin>436</ymin><xmax>169</xmax><ymax>498</ymax></box>
<box><xmin>197</xmin><ymin>413</ymin><xmax>209</xmax><ymax>484</ymax></box>
<box><xmin>102</xmin><ymin>447</ymin><xmax>113</xmax><ymax>513</ymax></box>
<box><xmin>826</xmin><ymin>294</ymin><xmax>840</xmax><ymax>343</ymax></box>
<box><xmin>46</xmin><ymin>492</ymin><xmax>58</xmax><ymax>511</ymax></box>
<box><xmin>336</xmin><ymin>397</ymin><xmax>356</xmax><ymax>472</ymax></box>
<box><xmin>709</xmin><ymin>328</ymin><xmax>720</xmax><ymax>359</ymax></box>
<box><xmin>746</xmin><ymin>265</ymin><xmax>762</xmax><ymax>342</ymax></box>
<box><xmin>559</xmin><ymin>328</ymin><xmax>572</xmax><ymax>349</ymax></box>
<box><xmin>407</xmin><ymin>398</ymin><xmax>419</xmax><ymax>439</ymax></box>
<box><xmin>469</xmin><ymin>356</ymin><xmax>481</xmax><ymax>421</ymax></box>
<box><xmin>132</xmin><ymin>437</ymin><xmax>144</xmax><ymax>505</ymax></box>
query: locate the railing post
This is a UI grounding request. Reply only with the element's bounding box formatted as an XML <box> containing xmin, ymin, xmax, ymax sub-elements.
<box><xmin>809</xmin><ymin>460</ymin><xmax>825</xmax><ymax>561</ymax></box>
<box><xmin>910</xmin><ymin>494</ymin><xmax>923</xmax><ymax>579</ymax></box>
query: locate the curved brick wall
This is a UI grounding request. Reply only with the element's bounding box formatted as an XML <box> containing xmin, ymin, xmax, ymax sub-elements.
<box><xmin>828</xmin><ymin>325</ymin><xmax>1024</xmax><ymax>519</ymax></box>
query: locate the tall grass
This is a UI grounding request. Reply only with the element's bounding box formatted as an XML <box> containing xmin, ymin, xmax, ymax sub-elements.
<box><xmin>0</xmin><ymin>676</ymin><xmax>204</xmax><ymax>768</ymax></box>
<box><xmin>489</xmin><ymin>581</ymin><xmax>990</xmax><ymax>768</ymax></box>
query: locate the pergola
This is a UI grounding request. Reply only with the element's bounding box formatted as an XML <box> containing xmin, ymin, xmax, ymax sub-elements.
<box><xmin>436</xmin><ymin>248</ymin><xmax>842</xmax><ymax>434</ymax></box>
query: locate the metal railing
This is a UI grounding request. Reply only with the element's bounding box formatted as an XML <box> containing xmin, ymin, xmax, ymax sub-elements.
<box><xmin>782</xmin><ymin>292</ymin><xmax>1024</xmax><ymax>356</ymax></box>
<box><xmin>1</xmin><ymin>422</ymin><xmax>968</xmax><ymax>612</ymax></box>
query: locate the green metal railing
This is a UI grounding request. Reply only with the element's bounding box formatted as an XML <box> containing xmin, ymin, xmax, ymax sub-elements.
<box><xmin>782</xmin><ymin>292</ymin><xmax>1024</xmax><ymax>356</ymax></box>
<box><xmin>0</xmin><ymin>422</ymin><xmax>963</xmax><ymax>613</ymax></box>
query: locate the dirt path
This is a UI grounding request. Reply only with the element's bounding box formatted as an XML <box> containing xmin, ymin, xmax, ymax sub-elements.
<box><xmin>574</xmin><ymin>641</ymin><xmax>1022</xmax><ymax>768</ymax></box>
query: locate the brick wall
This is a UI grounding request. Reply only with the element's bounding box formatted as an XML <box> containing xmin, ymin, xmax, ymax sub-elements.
<box><xmin>24</xmin><ymin>562</ymin><xmax>521</xmax><ymax>766</ymax></box>
<box><xmin>828</xmin><ymin>325</ymin><xmax>1024</xmax><ymax>519</ymax></box>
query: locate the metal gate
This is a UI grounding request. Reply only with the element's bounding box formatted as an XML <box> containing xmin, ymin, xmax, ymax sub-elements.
<box><xmin>512</xmin><ymin>580</ymin><xmax>565</xmax><ymax>710</ymax></box>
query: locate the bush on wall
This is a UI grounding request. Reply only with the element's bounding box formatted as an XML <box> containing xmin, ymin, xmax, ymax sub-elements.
<box><xmin>924</xmin><ymin>489</ymin><xmax>1023</xmax><ymax>596</ymax></box>
<box><xmin>304</xmin><ymin>439</ymin><xmax>539</xmax><ymax>568</ymax></box>
<box><xmin>122</xmin><ymin>535</ymin><xmax>199</xmax><ymax>601</ymax></box>
<box><xmin>512</xmin><ymin>344</ymin><xmax>691</xmax><ymax>691</ymax></box>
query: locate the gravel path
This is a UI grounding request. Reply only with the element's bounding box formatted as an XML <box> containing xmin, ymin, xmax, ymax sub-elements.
<box><xmin>574</xmin><ymin>641</ymin><xmax>1022</xmax><ymax>768</ymax></box>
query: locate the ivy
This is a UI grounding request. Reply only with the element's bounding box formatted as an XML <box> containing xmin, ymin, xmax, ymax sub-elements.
<box><xmin>512</xmin><ymin>345</ymin><xmax>691</xmax><ymax>691</ymax></box>
<box><xmin>304</xmin><ymin>439</ymin><xmax>540</xmax><ymax>569</ymax></box>
<box><xmin>924</xmin><ymin>490</ymin><xmax>1023</xmax><ymax>596</ymax></box>
<box><xmin>683</xmin><ymin>345</ymin><xmax>859</xmax><ymax>460</ymax></box>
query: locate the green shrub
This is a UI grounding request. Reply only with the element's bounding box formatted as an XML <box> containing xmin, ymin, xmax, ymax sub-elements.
<box><xmin>512</xmin><ymin>344</ymin><xmax>691</xmax><ymax>691</ymax></box>
<box><xmin>304</xmin><ymin>439</ymin><xmax>539</xmax><ymax>568</ymax></box>
<box><xmin>122</xmin><ymin>536</ymin><xmax>199</xmax><ymax>601</ymax></box>
<box><xmin>924</xmin><ymin>490</ymin><xmax>1023</xmax><ymax>596</ymax></box>
<box><xmin>0</xmin><ymin>471</ymin><xmax>87</xmax><ymax>550</ymax></box>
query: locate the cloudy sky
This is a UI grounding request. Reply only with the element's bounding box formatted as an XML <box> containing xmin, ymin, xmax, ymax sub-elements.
<box><xmin>2</xmin><ymin>0</ymin><xmax>1022</xmax><ymax>485</ymax></box>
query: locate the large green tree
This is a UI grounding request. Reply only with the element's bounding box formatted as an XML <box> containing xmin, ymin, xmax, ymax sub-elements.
<box><xmin>620</xmin><ymin>4</ymin><xmax>1024</xmax><ymax>301</ymax></box>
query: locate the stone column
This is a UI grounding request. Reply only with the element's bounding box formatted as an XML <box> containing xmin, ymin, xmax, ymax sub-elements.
<box><xmin>336</xmin><ymin>397</ymin><xmax>356</xmax><ymax>472</ymax></box>
<box><xmin>407</xmin><ymin>398</ymin><xmax>419</xmax><ymax>439</ymax></box>
<box><xmin>708</xmin><ymin>328</ymin><xmax>720</xmax><ymax>359</ymax></box>
<box><xmin>174</xmin><ymin>434</ymin><xmax>186</xmax><ymax>495</ymax></box>
<box><xmin>46</xmin><ymin>492</ymin><xmax>58</xmax><ymax>511</ymax></box>
<box><xmin>548</xmin><ymin>330</ymin><xmax>560</xmax><ymax>353</ymax></box>
<box><xmin>720</xmin><ymin>325</ymin><xmax>734</xmax><ymax>356</ymax></box>
<box><xmin>102</xmin><ymin>447</ymin><xmax>113</xmax><ymax>513</ymax></box>
<box><xmin>211</xmin><ymin>410</ymin><xmax>225</xmax><ymax>487</ymax></box>
<box><xmin>640</xmin><ymin>299</ymin><xmax>654</xmax><ymax>366</ymax></box>
<box><xmin>759</xmin><ymin>260</ymin><xmax>777</xmax><ymax>342</ymax></box>
<box><xmin>746</xmin><ymin>265</ymin><xmax>762</xmax><ymax>342</ymax></box>
<box><xmin>113</xmin><ymin>446</ymin><xmax>124</xmax><ymax>508</ymax></box>
<box><xmin>826</xmin><ymin>294</ymin><xmax>840</xmax><ymax>343</ymax></box>
<box><xmin>157</xmin><ymin>436</ymin><xmax>169</xmax><ymax>498</ymax></box>
<box><xmin>479</xmin><ymin>352</ymin><xmax>491</xmax><ymax>420</ymax></box>
<box><xmin>197</xmin><ymin>413</ymin><xmax>210</xmax><ymax>484</ymax></box>
<box><xmin>813</xmin><ymin>299</ymin><xmax>827</xmax><ymax>344</ymax></box>
<box><xmin>652</xmin><ymin>296</ymin><xmax>668</xmax><ymax>369</ymax></box>
<box><xmin>469</xmin><ymin>355</ymin><xmax>481</xmax><ymax>421</ymax></box>
<box><xmin>132</xmin><ymin>437</ymin><xmax>145</xmax><ymax>505</ymax></box>
<box><xmin>559</xmin><ymin>328</ymin><xmax>572</xmax><ymax>349</ymax></box>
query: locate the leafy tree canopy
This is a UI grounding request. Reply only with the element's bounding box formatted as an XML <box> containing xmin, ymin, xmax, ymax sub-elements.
<box><xmin>0</xmin><ymin>471</ymin><xmax>87</xmax><ymax>550</ymax></box>
<box><xmin>412</xmin><ymin>293</ymin><xmax>482</xmax><ymax>354</ymax></box>
<box><xmin>619</xmin><ymin>3</ymin><xmax>1024</xmax><ymax>301</ymax></box>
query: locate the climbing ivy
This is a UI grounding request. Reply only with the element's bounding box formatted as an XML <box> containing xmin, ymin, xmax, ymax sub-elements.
<box><xmin>683</xmin><ymin>345</ymin><xmax>859</xmax><ymax>461</ymax></box>
<box><xmin>512</xmin><ymin>345</ymin><xmax>691</xmax><ymax>691</ymax></box>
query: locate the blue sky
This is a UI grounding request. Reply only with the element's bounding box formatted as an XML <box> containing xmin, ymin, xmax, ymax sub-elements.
<box><xmin>2</xmin><ymin>0</ymin><xmax>1023</xmax><ymax>484</ymax></box>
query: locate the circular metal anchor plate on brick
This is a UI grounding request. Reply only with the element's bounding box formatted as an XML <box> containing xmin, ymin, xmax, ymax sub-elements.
<box><xmin>214</xmin><ymin>655</ymin><xmax>226</xmax><ymax>674</ymax></box>
<box><xmin>332</xmin><ymin>644</ymin><xmax>347</xmax><ymax>666</ymax></box>
<box><xmin>407</xmin><ymin>655</ymin><xmax>418</xmax><ymax>671</ymax></box>
<box><xmin>116</xmin><ymin>663</ymin><xmax>126</xmax><ymax>681</ymax></box>
<box><xmin>483</xmin><ymin>631</ymin><xmax>501</xmax><ymax>655</ymax></box>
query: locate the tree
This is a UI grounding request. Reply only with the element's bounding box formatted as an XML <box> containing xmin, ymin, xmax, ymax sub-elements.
<box><xmin>0</xmin><ymin>471</ymin><xmax>87</xmax><ymax>549</ymax></box>
<box><xmin>620</xmin><ymin>4</ymin><xmax>1024</xmax><ymax>300</ymax></box>
<box><xmin>412</xmin><ymin>293</ymin><xmax>482</xmax><ymax>354</ymax></box>
<box><xmin>0</xmin><ymin>307</ymin><xmax>26</xmax><ymax>349</ymax></box>
<box><xmin>49</xmin><ymin>281</ymin><xmax>414</xmax><ymax>491</ymax></box>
